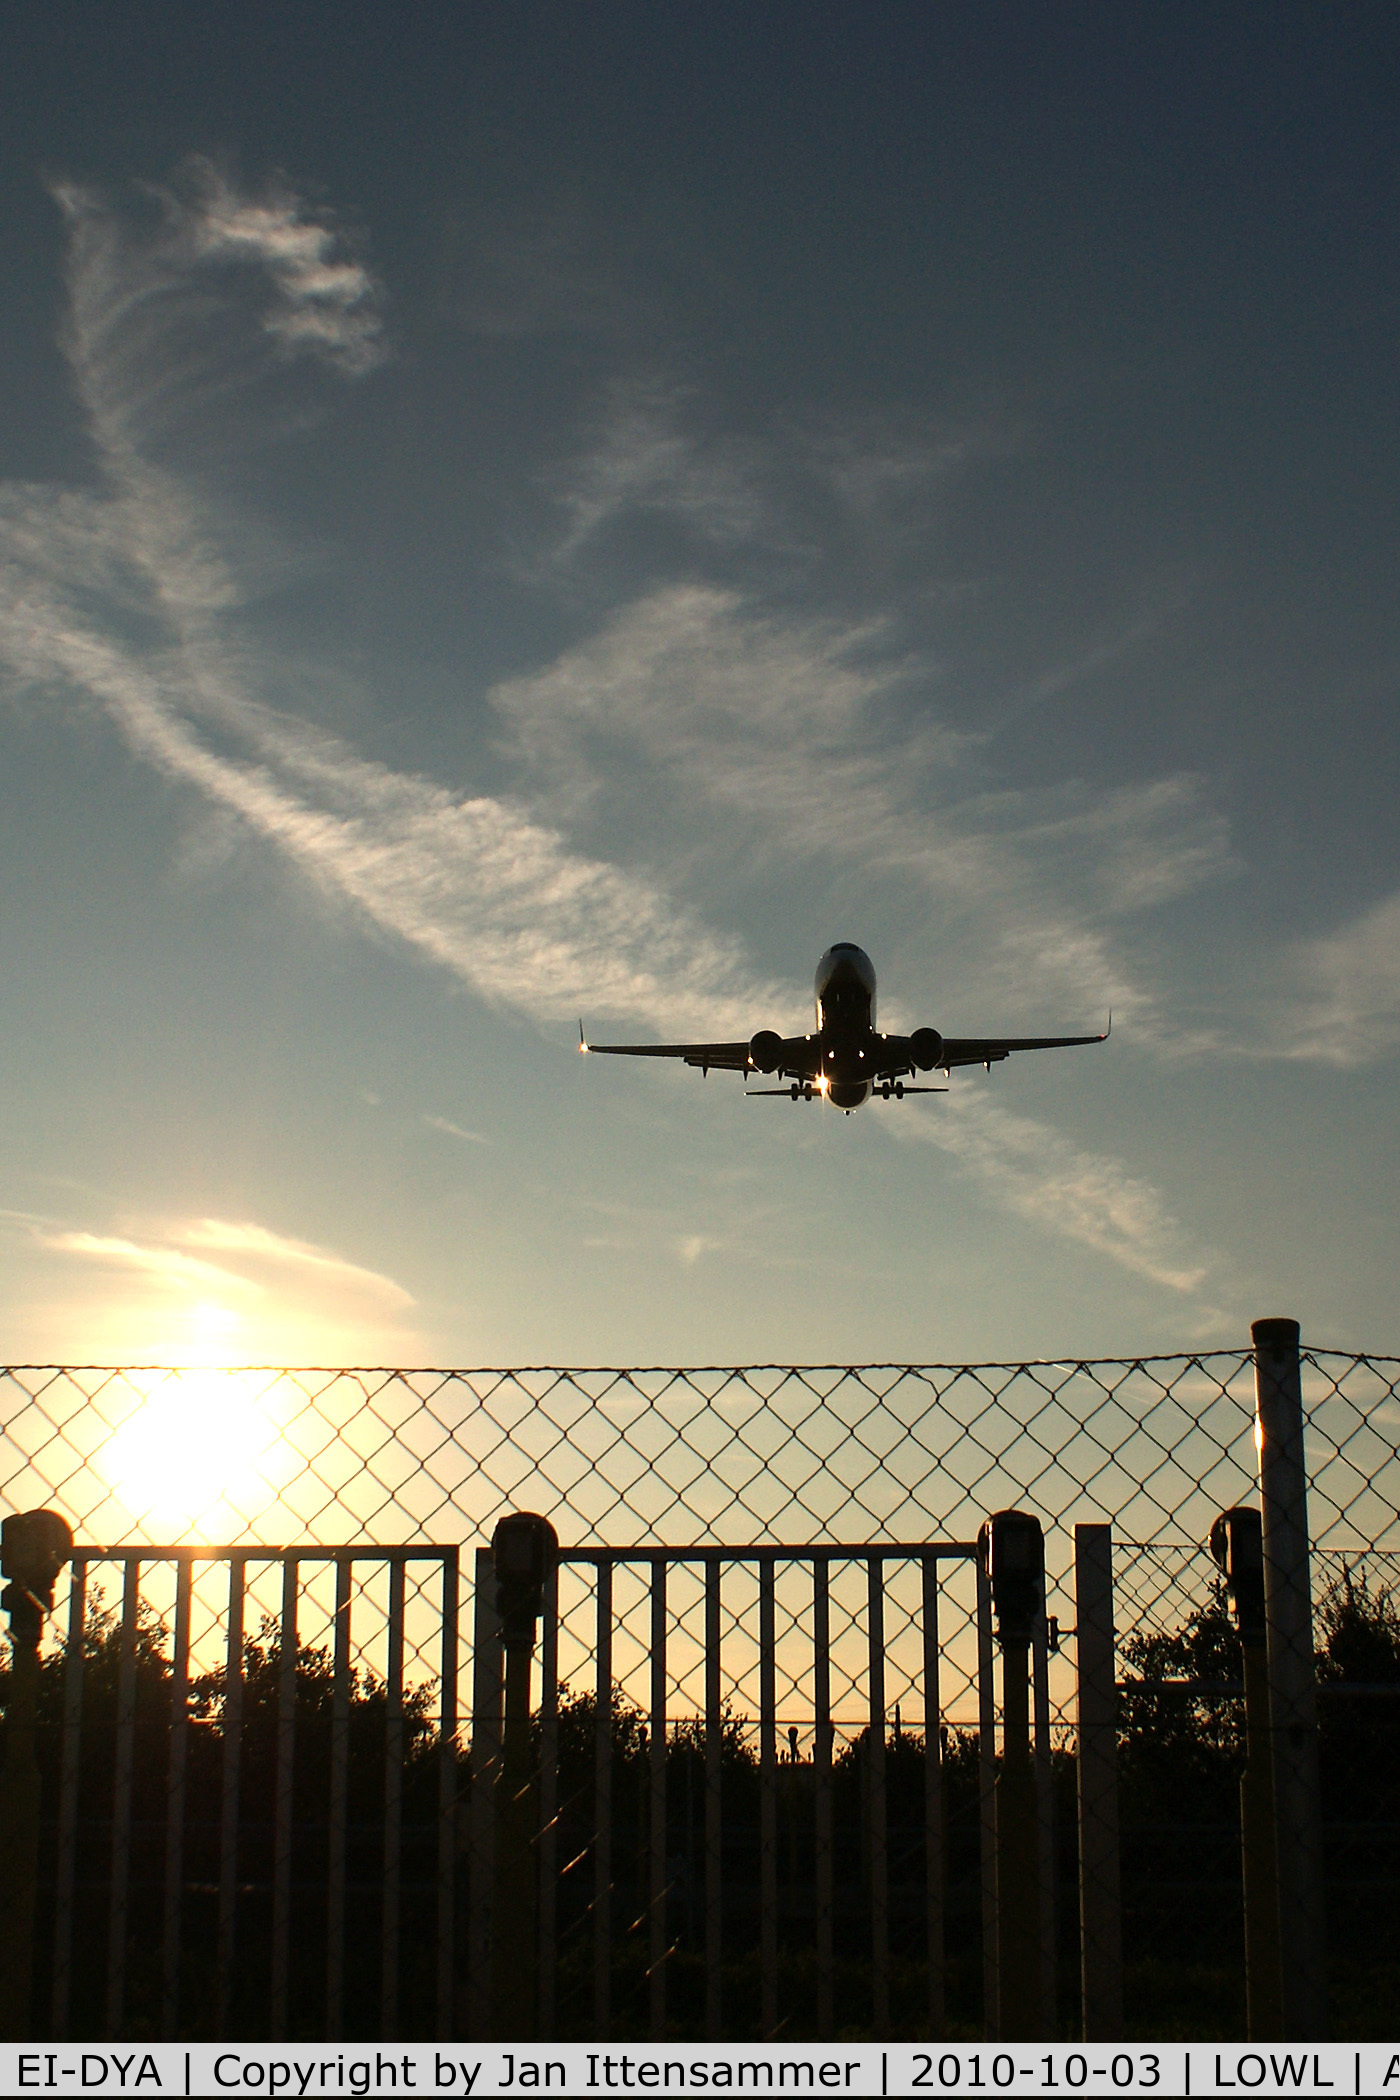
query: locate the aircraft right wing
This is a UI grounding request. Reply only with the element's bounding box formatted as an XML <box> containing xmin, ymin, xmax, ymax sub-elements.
<box><xmin>935</xmin><ymin>1029</ymin><xmax>1108</xmax><ymax>1071</ymax></box>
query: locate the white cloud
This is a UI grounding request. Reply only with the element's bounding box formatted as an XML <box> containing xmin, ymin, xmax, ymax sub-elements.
<box><xmin>539</xmin><ymin>375</ymin><xmax>779</xmax><ymax>571</ymax></box>
<box><xmin>676</xmin><ymin>1233</ymin><xmax>723</xmax><ymax>1266</ymax></box>
<box><xmin>491</xmin><ymin>585</ymin><xmax>1231</xmax><ymax>1035</ymax></box>
<box><xmin>37</xmin><ymin>1229</ymin><xmax>259</xmax><ymax>1297</ymax></box>
<box><xmin>55</xmin><ymin>161</ymin><xmax>386</xmax><ymax>422</ymax></box>
<box><xmin>176</xmin><ymin>1218</ymin><xmax>415</xmax><ymax>1308</ymax></box>
<box><xmin>1282</xmin><ymin>891</ymin><xmax>1400</xmax><ymax>1067</ymax></box>
<box><xmin>894</xmin><ymin>1088</ymin><xmax>1208</xmax><ymax>1293</ymax></box>
<box><xmin>34</xmin><ymin>1216</ymin><xmax>413</xmax><ymax>1310</ymax></box>
<box><xmin>9</xmin><ymin>1211</ymin><xmax>417</xmax><ymax>1363</ymax></box>
<box><xmin>424</xmin><ymin>1116</ymin><xmax>490</xmax><ymax>1145</ymax></box>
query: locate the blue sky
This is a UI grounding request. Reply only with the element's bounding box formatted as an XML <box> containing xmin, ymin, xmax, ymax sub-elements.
<box><xmin>1</xmin><ymin>3</ymin><xmax>1397</xmax><ymax>1368</ymax></box>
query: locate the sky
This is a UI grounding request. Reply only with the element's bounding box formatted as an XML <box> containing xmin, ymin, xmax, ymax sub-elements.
<box><xmin>0</xmin><ymin>2</ymin><xmax>1397</xmax><ymax>1371</ymax></box>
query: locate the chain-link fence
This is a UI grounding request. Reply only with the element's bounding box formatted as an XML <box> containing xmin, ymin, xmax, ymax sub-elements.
<box><xmin>2</xmin><ymin>1342</ymin><xmax>1398</xmax><ymax>2040</ymax></box>
<box><xmin>5</xmin><ymin>1347</ymin><xmax>1397</xmax><ymax>1711</ymax></box>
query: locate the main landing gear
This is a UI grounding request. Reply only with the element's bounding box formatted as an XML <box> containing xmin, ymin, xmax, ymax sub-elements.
<box><xmin>788</xmin><ymin>1082</ymin><xmax>816</xmax><ymax>1100</ymax></box>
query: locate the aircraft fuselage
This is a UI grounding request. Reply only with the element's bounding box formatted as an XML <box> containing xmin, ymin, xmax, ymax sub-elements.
<box><xmin>813</xmin><ymin>942</ymin><xmax>880</xmax><ymax>1109</ymax></box>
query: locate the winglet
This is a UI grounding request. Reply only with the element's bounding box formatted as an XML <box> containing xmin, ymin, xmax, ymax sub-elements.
<box><xmin>578</xmin><ymin>1018</ymin><xmax>589</xmax><ymax>1054</ymax></box>
<box><xmin>1104</xmin><ymin>1010</ymin><xmax>1112</xmax><ymax>1041</ymax></box>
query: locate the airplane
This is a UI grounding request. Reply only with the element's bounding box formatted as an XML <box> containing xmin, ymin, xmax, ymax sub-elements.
<box><xmin>580</xmin><ymin>942</ymin><xmax>1108</xmax><ymax>1113</ymax></box>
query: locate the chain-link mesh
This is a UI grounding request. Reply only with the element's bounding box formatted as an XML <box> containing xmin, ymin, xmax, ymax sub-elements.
<box><xmin>5</xmin><ymin>1348</ymin><xmax>1397</xmax><ymax>1550</ymax></box>
<box><xmin>6</xmin><ymin>1348</ymin><xmax>1396</xmax><ymax>1719</ymax></box>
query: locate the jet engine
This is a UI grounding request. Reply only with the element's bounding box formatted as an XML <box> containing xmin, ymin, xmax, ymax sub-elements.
<box><xmin>749</xmin><ymin>1029</ymin><xmax>783</xmax><ymax>1073</ymax></box>
<box><xmin>910</xmin><ymin>1027</ymin><xmax>944</xmax><ymax>1071</ymax></box>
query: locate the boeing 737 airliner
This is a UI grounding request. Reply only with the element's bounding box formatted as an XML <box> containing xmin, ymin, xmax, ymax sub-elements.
<box><xmin>581</xmin><ymin>944</ymin><xmax>1107</xmax><ymax>1112</ymax></box>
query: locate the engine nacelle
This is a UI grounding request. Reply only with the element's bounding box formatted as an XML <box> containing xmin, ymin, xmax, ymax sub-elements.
<box><xmin>910</xmin><ymin>1026</ymin><xmax>944</xmax><ymax>1071</ymax></box>
<box><xmin>749</xmin><ymin>1029</ymin><xmax>783</xmax><ymax>1073</ymax></box>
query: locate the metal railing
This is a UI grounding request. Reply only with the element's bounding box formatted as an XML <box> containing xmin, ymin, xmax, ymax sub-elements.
<box><xmin>32</xmin><ymin>1546</ymin><xmax>459</xmax><ymax>2042</ymax></box>
<box><xmin>464</xmin><ymin>1537</ymin><xmax>1045</xmax><ymax>2042</ymax></box>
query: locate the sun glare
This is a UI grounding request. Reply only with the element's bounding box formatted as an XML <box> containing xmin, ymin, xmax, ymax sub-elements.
<box><xmin>101</xmin><ymin>1367</ymin><xmax>282</xmax><ymax>1539</ymax></box>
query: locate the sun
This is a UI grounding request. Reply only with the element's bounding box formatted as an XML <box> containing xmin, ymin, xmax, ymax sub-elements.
<box><xmin>101</xmin><ymin>1364</ymin><xmax>281</xmax><ymax>1538</ymax></box>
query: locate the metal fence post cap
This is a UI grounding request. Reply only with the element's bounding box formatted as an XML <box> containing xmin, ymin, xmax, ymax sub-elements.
<box><xmin>978</xmin><ymin>1508</ymin><xmax>1044</xmax><ymax>1647</ymax></box>
<box><xmin>1209</xmin><ymin>1505</ymin><xmax>1266</xmax><ymax>1641</ymax></box>
<box><xmin>1251</xmin><ymin>1318</ymin><xmax>1301</xmax><ymax>1352</ymax></box>
<box><xmin>1</xmin><ymin>1507</ymin><xmax>73</xmax><ymax>1610</ymax></box>
<box><xmin>491</xmin><ymin>1510</ymin><xmax>557</xmax><ymax>1647</ymax></box>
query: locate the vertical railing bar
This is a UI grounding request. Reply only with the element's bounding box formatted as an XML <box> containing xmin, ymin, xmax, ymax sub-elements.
<box><xmin>593</xmin><ymin>1559</ymin><xmax>613</xmax><ymax>2041</ymax></box>
<box><xmin>813</xmin><ymin>1558</ymin><xmax>833</xmax><ymax>2044</ymax></box>
<box><xmin>103</xmin><ymin>1556</ymin><xmax>141</xmax><ymax>2037</ymax></box>
<box><xmin>703</xmin><ymin>1559</ymin><xmax>723</xmax><ymax>2042</ymax></box>
<box><xmin>437</xmin><ymin>1549</ymin><xmax>461</xmax><ymax>2043</ymax></box>
<box><xmin>866</xmin><ymin>1556</ymin><xmax>890</xmax><ymax>2038</ymax></box>
<box><xmin>270</xmin><ymin>1555</ymin><xmax>299</xmax><ymax>2040</ymax></box>
<box><xmin>922</xmin><ymin>1555</ymin><xmax>945</xmax><ymax>2037</ymax></box>
<box><xmin>325</xmin><ymin>1557</ymin><xmax>352</xmax><ymax>2040</ymax></box>
<box><xmin>1074</xmin><ymin>1523</ymin><xmax>1122</xmax><ymax>2043</ymax></box>
<box><xmin>381</xmin><ymin>1556</ymin><xmax>406</xmax><ymax>2040</ymax></box>
<box><xmin>977</xmin><ymin>1553</ymin><xmax>999</xmax><ymax>2042</ymax></box>
<box><xmin>467</xmin><ymin>1548</ymin><xmax>503</xmax><ymax>2042</ymax></box>
<box><xmin>1032</xmin><ymin>1605</ymin><xmax>1056</xmax><ymax>2036</ymax></box>
<box><xmin>1254</xmin><ymin>1317</ymin><xmax>1326</xmax><ymax>2040</ymax></box>
<box><xmin>51</xmin><ymin>1556</ymin><xmax>87</xmax><ymax>2041</ymax></box>
<box><xmin>215</xmin><ymin>1555</ymin><xmax>246</xmax><ymax>2041</ymax></box>
<box><xmin>649</xmin><ymin>1559</ymin><xmax>668</xmax><ymax>2042</ymax></box>
<box><xmin>537</xmin><ymin>1555</ymin><xmax>559</xmax><ymax>2043</ymax></box>
<box><xmin>759</xmin><ymin>1559</ymin><xmax>778</xmax><ymax>2039</ymax></box>
<box><xmin>160</xmin><ymin>1556</ymin><xmax>193</xmax><ymax>2041</ymax></box>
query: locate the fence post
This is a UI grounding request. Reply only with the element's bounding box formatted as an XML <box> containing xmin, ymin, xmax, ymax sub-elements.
<box><xmin>1074</xmin><ymin>1523</ymin><xmax>1122</xmax><ymax>2042</ymax></box>
<box><xmin>467</xmin><ymin>1548</ymin><xmax>504</xmax><ymax>2041</ymax></box>
<box><xmin>1252</xmin><ymin>1316</ymin><xmax>1326</xmax><ymax>2040</ymax></box>
<box><xmin>1031</xmin><ymin>1610</ymin><xmax>1056</xmax><ymax>2036</ymax></box>
<box><xmin>1211</xmin><ymin>1505</ymin><xmax>1282</xmax><ymax>2040</ymax></box>
<box><xmin>0</xmin><ymin>1510</ymin><xmax>72</xmax><ymax>2042</ymax></box>
<box><xmin>979</xmin><ymin>1510</ymin><xmax>1045</xmax><ymax>2041</ymax></box>
<box><xmin>490</xmin><ymin>1513</ymin><xmax>556</xmax><ymax>2042</ymax></box>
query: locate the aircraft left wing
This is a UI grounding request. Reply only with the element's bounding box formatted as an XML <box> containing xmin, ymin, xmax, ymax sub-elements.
<box><xmin>934</xmin><ymin>1029</ymin><xmax>1107</xmax><ymax>1071</ymax></box>
<box><xmin>582</xmin><ymin>1038</ymin><xmax>754</xmax><ymax>1075</ymax></box>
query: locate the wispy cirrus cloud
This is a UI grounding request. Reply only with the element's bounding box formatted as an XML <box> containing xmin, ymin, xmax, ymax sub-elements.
<box><xmin>1280</xmin><ymin>891</ymin><xmax>1400</xmax><ymax>1067</ymax></box>
<box><xmin>492</xmin><ymin>583</ymin><xmax>1231</xmax><ymax>1036</ymax></box>
<box><xmin>0</xmin><ymin>173</ymin><xmax>794</xmax><ymax>1035</ymax></box>
<box><xmin>423</xmin><ymin>1116</ymin><xmax>490</xmax><ymax>1145</ymax></box>
<box><xmin>176</xmin><ymin>1218</ymin><xmax>415</xmax><ymax>1306</ymax></box>
<box><xmin>33</xmin><ymin>1215</ymin><xmax>413</xmax><ymax>1310</ymax></box>
<box><xmin>537</xmin><ymin>374</ymin><xmax>780</xmax><ymax>573</ymax></box>
<box><xmin>56</xmin><ymin>159</ymin><xmax>386</xmax><ymax>454</ymax></box>
<box><xmin>37</xmin><ymin>1229</ymin><xmax>261</xmax><ymax>1298</ymax></box>
<box><xmin>894</xmin><ymin>1087</ymin><xmax>1208</xmax><ymax>1292</ymax></box>
<box><xmin>5</xmin><ymin>1210</ymin><xmax>418</xmax><ymax>1362</ymax></box>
